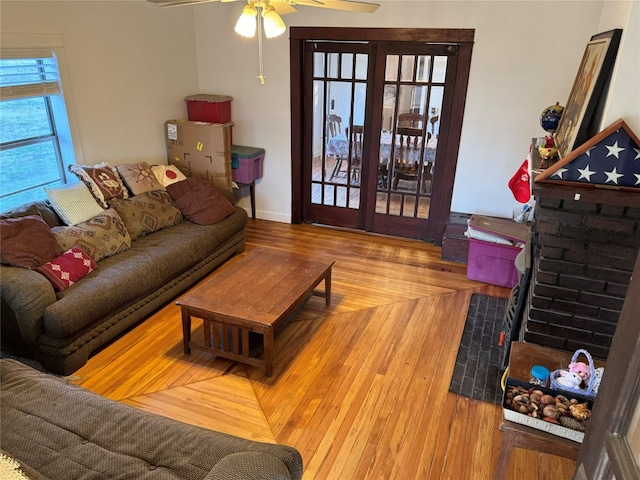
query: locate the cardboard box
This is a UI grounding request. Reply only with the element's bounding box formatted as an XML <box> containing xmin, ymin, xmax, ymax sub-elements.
<box><xmin>231</xmin><ymin>145</ymin><xmax>265</xmax><ymax>184</ymax></box>
<box><xmin>466</xmin><ymin>238</ymin><xmax>521</xmax><ymax>288</ymax></box>
<box><xmin>503</xmin><ymin>378</ymin><xmax>593</xmax><ymax>443</ymax></box>
<box><xmin>165</xmin><ymin>119</ymin><xmax>233</xmax><ymax>191</ymax></box>
<box><xmin>184</xmin><ymin>94</ymin><xmax>232</xmax><ymax>123</ymax></box>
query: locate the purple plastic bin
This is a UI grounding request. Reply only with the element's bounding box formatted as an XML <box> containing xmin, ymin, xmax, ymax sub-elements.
<box><xmin>466</xmin><ymin>238</ymin><xmax>521</xmax><ymax>288</ymax></box>
<box><xmin>231</xmin><ymin>145</ymin><xmax>265</xmax><ymax>184</ymax></box>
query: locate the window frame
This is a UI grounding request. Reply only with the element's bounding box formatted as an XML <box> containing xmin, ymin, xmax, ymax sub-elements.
<box><xmin>0</xmin><ymin>33</ymin><xmax>83</xmax><ymax>209</ymax></box>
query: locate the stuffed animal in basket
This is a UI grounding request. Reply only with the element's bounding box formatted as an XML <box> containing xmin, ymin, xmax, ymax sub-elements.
<box><xmin>569</xmin><ymin>361</ymin><xmax>590</xmax><ymax>388</ymax></box>
<box><xmin>556</xmin><ymin>371</ymin><xmax>583</xmax><ymax>389</ymax></box>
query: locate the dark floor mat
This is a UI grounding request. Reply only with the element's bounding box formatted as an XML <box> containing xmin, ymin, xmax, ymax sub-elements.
<box><xmin>448</xmin><ymin>293</ymin><xmax>507</xmax><ymax>405</ymax></box>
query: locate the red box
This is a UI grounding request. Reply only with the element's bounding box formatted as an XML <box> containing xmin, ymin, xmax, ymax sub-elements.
<box><xmin>231</xmin><ymin>145</ymin><xmax>265</xmax><ymax>184</ymax></box>
<box><xmin>185</xmin><ymin>94</ymin><xmax>232</xmax><ymax>123</ymax></box>
<box><xmin>466</xmin><ymin>238</ymin><xmax>521</xmax><ymax>288</ymax></box>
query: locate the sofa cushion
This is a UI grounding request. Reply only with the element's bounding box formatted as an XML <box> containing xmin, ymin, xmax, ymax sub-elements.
<box><xmin>166</xmin><ymin>175</ymin><xmax>235</xmax><ymax>225</ymax></box>
<box><xmin>0</xmin><ymin>215</ymin><xmax>63</xmax><ymax>269</ymax></box>
<box><xmin>108</xmin><ymin>191</ymin><xmax>183</xmax><ymax>241</ymax></box>
<box><xmin>51</xmin><ymin>209</ymin><xmax>131</xmax><ymax>262</ymax></box>
<box><xmin>116</xmin><ymin>162</ymin><xmax>165</xmax><ymax>195</ymax></box>
<box><xmin>43</xmin><ymin>209</ymin><xmax>246</xmax><ymax>339</ymax></box>
<box><xmin>44</xmin><ymin>182</ymin><xmax>105</xmax><ymax>226</ymax></box>
<box><xmin>37</xmin><ymin>246</ymin><xmax>97</xmax><ymax>292</ymax></box>
<box><xmin>68</xmin><ymin>162</ymin><xmax>129</xmax><ymax>208</ymax></box>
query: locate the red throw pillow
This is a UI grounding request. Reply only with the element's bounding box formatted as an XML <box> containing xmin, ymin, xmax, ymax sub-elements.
<box><xmin>37</xmin><ymin>246</ymin><xmax>97</xmax><ymax>292</ymax></box>
<box><xmin>0</xmin><ymin>215</ymin><xmax>63</xmax><ymax>269</ymax></box>
<box><xmin>166</xmin><ymin>175</ymin><xmax>235</xmax><ymax>225</ymax></box>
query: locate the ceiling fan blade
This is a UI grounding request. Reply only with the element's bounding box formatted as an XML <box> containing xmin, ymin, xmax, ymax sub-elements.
<box><xmin>270</xmin><ymin>2</ymin><xmax>299</xmax><ymax>15</ymax></box>
<box><xmin>280</xmin><ymin>0</ymin><xmax>379</xmax><ymax>13</ymax></box>
<box><xmin>147</xmin><ymin>0</ymin><xmax>225</xmax><ymax>7</ymax></box>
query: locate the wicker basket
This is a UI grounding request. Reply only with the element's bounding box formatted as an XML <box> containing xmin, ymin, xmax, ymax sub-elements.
<box><xmin>549</xmin><ymin>349</ymin><xmax>597</xmax><ymax>399</ymax></box>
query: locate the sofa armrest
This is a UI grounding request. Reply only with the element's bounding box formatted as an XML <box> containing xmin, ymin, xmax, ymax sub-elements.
<box><xmin>0</xmin><ymin>265</ymin><xmax>55</xmax><ymax>346</ymax></box>
<box><xmin>205</xmin><ymin>452</ymin><xmax>295</xmax><ymax>480</ymax></box>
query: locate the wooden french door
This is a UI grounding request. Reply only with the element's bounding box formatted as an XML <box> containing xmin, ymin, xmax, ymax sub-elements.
<box><xmin>290</xmin><ymin>28</ymin><xmax>474</xmax><ymax>244</ymax></box>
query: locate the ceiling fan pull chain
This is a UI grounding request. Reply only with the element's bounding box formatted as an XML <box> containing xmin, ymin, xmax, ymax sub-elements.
<box><xmin>257</xmin><ymin>8</ymin><xmax>266</xmax><ymax>84</ymax></box>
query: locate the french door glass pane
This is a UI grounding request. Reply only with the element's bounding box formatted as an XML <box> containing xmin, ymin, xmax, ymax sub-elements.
<box><xmin>433</xmin><ymin>56</ymin><xmax>448</xmax><ymax>82</ymax></box>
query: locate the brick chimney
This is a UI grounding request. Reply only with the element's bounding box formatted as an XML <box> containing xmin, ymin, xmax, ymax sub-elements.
<box><xmin>523</xmin><ymin>183</ymin><xmax>640</xmax><ymax>359</ymax></box>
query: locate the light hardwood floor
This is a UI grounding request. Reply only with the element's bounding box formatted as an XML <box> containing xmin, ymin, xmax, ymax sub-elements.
<box><xmin>72</xmin><ymin>220</ymin><xmax>576</xmax><ymax>479</ymax></box>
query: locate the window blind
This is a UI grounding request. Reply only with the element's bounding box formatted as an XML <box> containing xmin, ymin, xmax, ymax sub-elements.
<box><xmin>0</xmin><ymin>47</ymin><xmax>60</xmax><ymax>100</ymax></box>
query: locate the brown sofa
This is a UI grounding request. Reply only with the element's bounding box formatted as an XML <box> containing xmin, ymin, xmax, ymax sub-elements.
<box><xmin>1</xmin><ymin>189</ymin><xmax>248</xmax><ymax>376</ymax></box>
<box><xmin>0</xmin><ymin>358</ymin><xmax>303</xmax><ymax>480</ymax></box>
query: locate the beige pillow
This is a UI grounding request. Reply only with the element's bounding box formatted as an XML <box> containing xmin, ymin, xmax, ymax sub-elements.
<box><xmin>152</xmin><ymin>165</ymin><xmax>187</xmax><ymax>187</ymax></box>
<box><xmin>116</xmin><ymin>162</ymin><xmax>165</xmax><ymax>195</ymax></box>
<box><xmin>44</xmin><ymin>182</ymin><xmax>105</xmax><ymax>226</ymax></box>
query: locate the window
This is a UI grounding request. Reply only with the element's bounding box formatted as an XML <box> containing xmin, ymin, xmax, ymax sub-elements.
<box><xmin>0</xmin><ymin>46</ymin><xmax>76</xmax><ymax>211</ymax></box>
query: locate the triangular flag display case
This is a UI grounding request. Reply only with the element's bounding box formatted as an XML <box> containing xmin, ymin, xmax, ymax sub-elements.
<box><xmin>534</xmin><ymin>119</ymin><xmax>640</xmax><ymax>192</ymax></box>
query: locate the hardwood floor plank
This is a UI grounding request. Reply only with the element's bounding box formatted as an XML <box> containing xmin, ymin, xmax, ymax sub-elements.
<box><xmin>71</xmin><ymin>219</ymin><xmax>575</xmax><ymax>479</ymax></box>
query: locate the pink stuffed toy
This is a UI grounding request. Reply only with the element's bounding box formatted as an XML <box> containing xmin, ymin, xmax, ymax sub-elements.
<box><xmin>569</xmin><ymin>361</ymin><xmax>590</xmax><ymax>381</ymax></box>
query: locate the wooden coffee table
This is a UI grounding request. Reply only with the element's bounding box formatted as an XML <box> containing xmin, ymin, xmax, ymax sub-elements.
<box><xmin>177</xmin><ymin>248</ymin><xmax>334</xmax><ymax>376</ymax></box>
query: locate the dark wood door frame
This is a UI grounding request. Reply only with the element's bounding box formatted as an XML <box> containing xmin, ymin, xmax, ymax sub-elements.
<box><xmin>290</xmin><ymin>27</ymin><xmax>474</xmax><ymax>245</ymax></box>
<box><xmin>574</xmin><ymin>253</ymin><xmax>640</xmax><ymax>479</ymax></box>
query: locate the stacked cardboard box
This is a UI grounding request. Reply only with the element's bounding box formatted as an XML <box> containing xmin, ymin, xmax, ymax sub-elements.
<box><xmin>164</xmin><ymin>119</ymin><xmax>233</xmax><ymax>191</ymax></box>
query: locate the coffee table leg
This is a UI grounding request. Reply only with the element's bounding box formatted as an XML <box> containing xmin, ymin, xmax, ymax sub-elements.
<box><xmin>324</xmin><ymin>268</ymin><xmax>332</xmax><ymax>306</ymax></box>
<box><xmin>181</xmin><ymin>308</ymin><xmax>191</xmax><ymax>354</ymax></box>
<box><xmin>264</xmin><ymin>329</ymin><xmax>274</xmax><ymax>377</ymax></box>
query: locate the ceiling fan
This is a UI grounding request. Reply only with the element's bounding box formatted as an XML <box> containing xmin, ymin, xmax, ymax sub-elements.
<box><xmin>147</xmin><ymin>0</ymin><xmax>380</xmax><ymax>15</ymax></box>
<box><xmin>148</xmin><ymin>0</ymin><xmax>379</xmax><ymax>83</ymax></box>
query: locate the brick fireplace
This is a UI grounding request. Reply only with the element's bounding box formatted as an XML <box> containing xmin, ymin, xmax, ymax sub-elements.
<box><xmin>522</xmin><ymin>182</ymin><xmax>640</xmax><ymax>360</ymax></box>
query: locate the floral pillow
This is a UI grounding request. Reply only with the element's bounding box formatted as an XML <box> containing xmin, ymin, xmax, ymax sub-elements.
<box><xmin>68</xmin><ymin>162</ymin><xmax>129</xmax><ymax>208</ymax></box>
<box><xmin>37</xmin><ymin>246</ymin><xmax>97</xmax><ymax>291</ymax></box>
<box><xmin>116</xmin><ymin>162</ymin><xmax>165</xmax><ymax>196</ymax></box>
<box><xmin>51</xmin><ymin>209</ymin><xmax>131</xmax><ymax>262</ymax></box>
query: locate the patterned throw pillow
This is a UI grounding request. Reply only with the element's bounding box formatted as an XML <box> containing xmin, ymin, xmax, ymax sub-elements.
<box><xmin>151</xmin><ymin>165</ymin><xmax>187</xmax><ymax>187</ymax></box>
<box><xmin>108</xmin><ymin>191</ymin><xmax>183</xmax><ymax>240</ymax></box>
<box><xmin>0</xmin><ymin>215</ymin><xmax>63</xmax><ymax>269</ymax></box>
<box><xmin>68</xmin><ymin>162</ymin><xmax>129</xmax><ymax>208</ymax></box>
<box><xmin>44</xmin><ymin>182</ymin><xmax>105</xmax><ymax>226</ymax></box>
<box><xmin>37</xmin><ymin>246</ymin><xmax>97</xmax><ymax>291</ymax></box>
<box><xmin>51</xmin><ymin>209</ymin><xmax>131</xmax><ymax>262</ymax></box>
<box><xmin>116</xmin><ymin>162</ymin><xmax>165</xmax><ymax>196</ymax></box>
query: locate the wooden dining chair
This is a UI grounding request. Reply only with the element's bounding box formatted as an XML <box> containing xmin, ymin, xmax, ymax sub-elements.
<box><xmin>392</xmin><ymin>127</ymin><xmax>432</xmax><ymax>194</ymax></box>
<box><xmin>397</xmin><ymin>112</ymin><xmax>424</xmax><ymax>129</ymax></box>
<box><xmin>349</xmin><ymin>125</ymin><xmax>364</xmax><ymax>184</ymax></box>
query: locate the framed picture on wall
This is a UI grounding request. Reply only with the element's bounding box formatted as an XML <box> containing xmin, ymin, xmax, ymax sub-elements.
<box><xmin>554</xmin><ymin>29</ymin><xmax>622</xmax><ymax>158</ymax></box>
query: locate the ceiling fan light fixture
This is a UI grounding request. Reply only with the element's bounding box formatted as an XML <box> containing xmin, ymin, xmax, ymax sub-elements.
<box><xmin>234</xmin><ymin>4</ymin><xmax>257</xmax><ymax>38</ymax></box>
<box><xmin>261</xmin><ymin>4</ymin><xmax>286</xmax><ymax>38</ymax></box>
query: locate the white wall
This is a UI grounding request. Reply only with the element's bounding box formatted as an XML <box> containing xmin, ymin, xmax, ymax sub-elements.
<box><xmin>1</xmin><ymin>1</ymin><xmax>199</xmax><ymax>166</ymax></box>
<box><xmin>194</xmin><ymin>1</ymin><xmax>611</xmax><ymax>221</ymax></box>
<box><xmin>2</xmin><ymin>1</ymin><xmax>636</xmax><ymax>223</ymax></box>
<box><xmin>598</xmin><ymin>0</ymin><xmax>640</xmax><ymax>133</ymax></box>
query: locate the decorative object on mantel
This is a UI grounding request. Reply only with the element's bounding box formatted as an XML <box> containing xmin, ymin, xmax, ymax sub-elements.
<box><xmin>534</xmin><ymin>118</ymin><xmax>640</xmax><ymax>191</ymax></box>
<box><xmin>553</xmin><ymin>28</ymin><xmax>623</xmax><ymax>158</ymax></box>
<box><xmin>537</xmin><ymin>102</ymin><xmax>564</xmax><ymax>166</ymax></box>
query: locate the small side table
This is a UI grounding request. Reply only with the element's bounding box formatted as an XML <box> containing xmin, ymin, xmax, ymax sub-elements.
<box><xmin>494</xmin><ymin>342</ymin><xmax>606</xmax><ymax>478</ymax></box>
<box><xmin>234</xmin><ymin>182</ymin><xmax>255</xmax><ymax>219</ymax></box>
